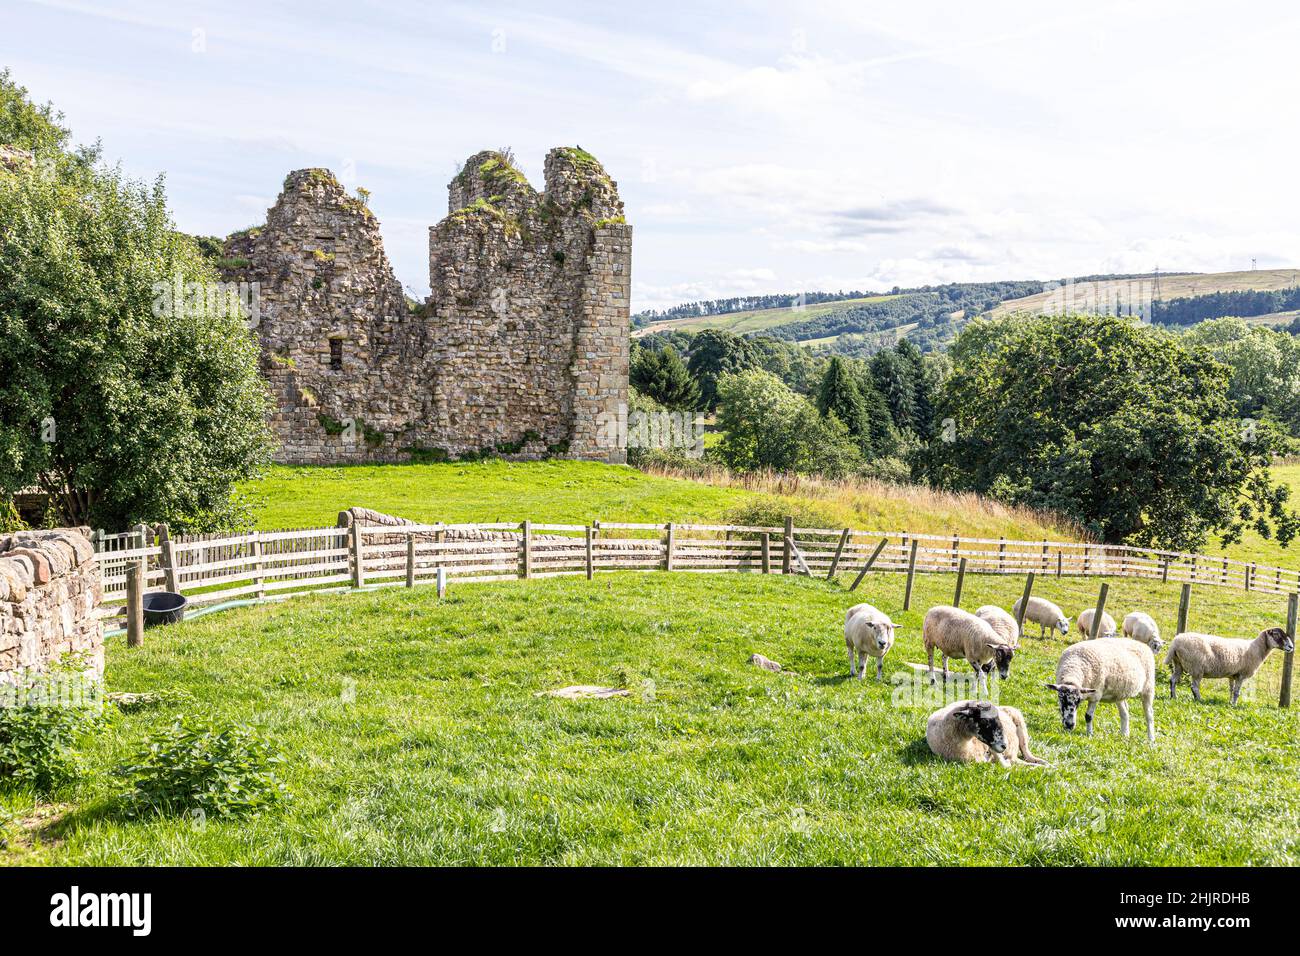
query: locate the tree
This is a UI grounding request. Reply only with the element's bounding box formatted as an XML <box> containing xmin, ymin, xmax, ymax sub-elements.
<box><xmin>870</xmin><ymin>347</ymin><xmax>918</xmax><ymax>434</ymax></box>
<box><xmin>0</xmin><ymin>77</ymin><xmax>274</xmax><ymax>531</ymax></box>
<box><xmin>686</xmin><ymin>329</ymin><xmax>759</xmax><ymax>410</ymax></box>
<box><xmin>816</xmin><ymin>357</ymin><xmax>869</xmax><ymax>452</ymax></box>
<box><xmin>928</xmin><ymin>314</ymin><xmax>1297</xmax><ymax>550</ymax></box>
<box><xmin>630</xmin><ymin>344</ymin><xmax>699</xmax><ymax>410</ymax></box>
<box><xmin>714</xmin><ymin>370</ymin><xmax>862</xmax><ymax>477</ymax></box>
<box><xmin>1182</xmin><ymin>319</ymin><xmax>1300</xmax><ymax>435</ymax></box>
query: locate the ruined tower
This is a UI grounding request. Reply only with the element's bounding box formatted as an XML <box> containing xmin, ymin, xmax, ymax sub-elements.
<box><xmin>220</xmin><ymin>147</ymin><xmax>631</xmax><ymax>464</ymax></box>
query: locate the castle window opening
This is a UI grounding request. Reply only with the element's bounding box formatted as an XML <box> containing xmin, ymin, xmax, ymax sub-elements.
<box><xmin>330</xmin><ymin>338</ymin><xmax>343</xmax><ymax>370</ymax></box>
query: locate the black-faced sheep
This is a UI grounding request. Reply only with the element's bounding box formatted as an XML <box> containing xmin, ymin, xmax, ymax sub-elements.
<box><xmin>925</xmin><ymin>699</ymin><xmax>1048</xmax><ymax>766</ymax></box>
<box><xmin>1165</xmin><ymin>628</ymin><xmax>1294</xmax><ymax>704</ymax></box>
<box><xmin>923</xmin><ymin>605</ymin><xmax>1015</xmax><ymax>695</ymax></box>
<box><xmin>1012</xmin><ymin>595</ymin><xmax>1070</xmax><ymax>639</ymax></box>
<box><xmin>1047</xmin><ymin>639</ymin><xmax>1155</xmax><ymax>743</ymax></box>
<box><xmin>844</xmin><ymin>602</ymin><xmax>897</xmax><ymax>680</ymax></box>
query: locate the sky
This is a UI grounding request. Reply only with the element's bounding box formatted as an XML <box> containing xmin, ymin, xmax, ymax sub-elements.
<box><xmin>4</xmin><ymin>0</ymin><xmax>1299</xmax><ymax>312</ymax></box>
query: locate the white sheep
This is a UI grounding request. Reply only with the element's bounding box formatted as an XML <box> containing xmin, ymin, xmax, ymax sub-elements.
<box><xmin>923</xmin><ymin>605</ymin><xmax>1015</xmax><ymax>695</ymax></box>
<box><xmin>1165</xmin><ymin>627</ymin><xmax>1294</xmax><ymax>704</ymax></box>
<box><xmin>1046</xmin><ymin>639</ymin><xmax>1155</xmax><ymax>743</ymax></box>
<box><xmin>844</xmin><ymin>603</ymin><xmax>897</xmax><ymax>680</ymax></box>
<box><xmin>1121</xmin><ymin>611</ymin><xmax>1164</xmax><ymax>655</ymax></box>
<box><xmin>1076</xmin><ymin>607</ymin><xmax>1118</xmax><ymax>640</ymax></box>
<box><xmin>926</xmin><ymin>699</ymin><xmax>1048</xmax><ymax>767</ymax></box>
<box><xmin>1012</xmin><ymin>595</ymin><xmax>1070</xmax><ymax>639</ymax></box>
<box><xmin>975</xmin><ymin>605</ymin><xmax>1020</xmax><ymax>648</ymax></box>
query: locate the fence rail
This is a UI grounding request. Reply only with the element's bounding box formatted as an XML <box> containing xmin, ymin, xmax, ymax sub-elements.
<box><xmin>91</xmin><ymin>520</ymin><xmax>1300</xmax><ymax>606</ymax></box>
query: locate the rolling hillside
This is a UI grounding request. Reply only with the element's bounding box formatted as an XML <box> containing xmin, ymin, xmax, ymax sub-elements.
<box><xmin>632</xmin><ymin>294</ymin><xmax>901</xmax><ymax>338</ymax></box>
<box><xmin>992</xmin><ymin>268</ymin><xmax>1300</xmax><ymax>318</ymax></box>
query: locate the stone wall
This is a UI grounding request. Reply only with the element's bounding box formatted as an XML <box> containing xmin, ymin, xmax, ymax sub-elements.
<box><xmin>0</xmin><ymin>530</ymin><xmax>103</xmax><ymax>683</ymax></box>
<box><xmin>221</xmin><ymin>147</ymin><xmax>631</xmax><ymax>465</ymax></box>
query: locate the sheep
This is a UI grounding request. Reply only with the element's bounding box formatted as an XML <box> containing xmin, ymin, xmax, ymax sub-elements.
<box><xmin>1165</xmin><ymin>628</ymin><xmax>1294</xmax><ymax>704</ymax></box>
<box><xmin>1012</xmin><ymin>595</ymin><xmax>1070</xmax><ymax>639</ymax></box>
<box><xmin>1076</xmin><ymin>607</ymin><xmax>1119</xmax><ymax>640</ymax></box>
<box><xmin>926</xmin><ymin>699</ymin><xmax>1048</xmax><ymax>767</ymax></box>
<box><xmin>1046</xmin><ymin>639</ymin><xmax>1155</xmax><ymax>743</ymax></box>
<box><xmin>975</xmin><ymin>605</ymin><xmax>1020</xmax><ymax>648</ymax></box>
<box><xmin>922</xmin><ymin>605</ymin><xmax>1015</xmax><ymax>695</ymax></box>
<box><xmin>1121</xmin><ymin>611</ymin><xmax>1164</xmax><ymax>655</ymax></box>
<box><xmin>844</xmin><ymin>603</ymin><xmax>898</xmax><ymax>680</ymax></box>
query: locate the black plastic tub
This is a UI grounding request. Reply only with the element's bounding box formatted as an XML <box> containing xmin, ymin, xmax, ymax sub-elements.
<box><xmin>142</xmin><ymin>591</ymin><xmax>188</xmax><ymax>627</ymax></box>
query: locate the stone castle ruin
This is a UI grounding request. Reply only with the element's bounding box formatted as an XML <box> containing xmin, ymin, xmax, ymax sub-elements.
<box><xmin>219</xmin><ymin>147</ymin><xmax>631</xmax><ymax>465</ymax></box>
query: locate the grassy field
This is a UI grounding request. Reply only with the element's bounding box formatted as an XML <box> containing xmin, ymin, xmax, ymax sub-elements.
<box><xmin>4</xmin><ymin>568</ymin><xmax>1297</xmax><ymax>865</ymax></box>
<box><xmin>242</xmin><ymin>460</ymin><xmax>1082</xmax><ymax>541</ymax></box>
<box><xmin>632</xmin><ymin>294</ymin><xmax>900</xmax><ymax>338</ymax></box>
<box><xmin>1201</xmin><ymin>463</ymin><xmax>1300</xmax><ymax>570</ymax></box>
<box><xmin>991</xmin><ymin>268</ymin><xmax>1300</xmax><ymax>318</ymax></box>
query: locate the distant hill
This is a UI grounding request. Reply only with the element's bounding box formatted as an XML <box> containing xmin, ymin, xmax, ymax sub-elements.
<box><xmin>632</xmin><ymin>294</ymin><xmax>902</xmax><ymax>338</ymax></box>
<box><xmin>992</xmin><ymin>268</ymin><xmax>1300</xmax><ymax>319</ymax></box>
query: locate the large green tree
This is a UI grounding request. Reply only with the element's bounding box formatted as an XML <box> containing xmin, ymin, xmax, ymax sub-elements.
<box><xmin>686</xmin><ymin>329</ymin><xmax>759</xmax><ymax>410</ymax></box>
<box><xmin>630</xmin><ymin>343</ymin><xmax>699</xmax><ymax>410</ymax></box>
<box><xmin>929</xmin><ymin>314</ymin><xmax>1297</xmax><ymax>550</ymax></box>
<box><xmin>0</xmin><ymin>74</ymin><xmax>274</xmax><ymax>531</ymax></box>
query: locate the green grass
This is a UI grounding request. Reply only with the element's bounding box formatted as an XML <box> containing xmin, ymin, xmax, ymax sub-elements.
<box><xmin>241</xmin><ymin>460</ymin><xmax>1079</xmax><ymax>541</ymax></box>
<box><xmin>991</xmin><ymin>268</ymin><xmax>1300</xmax><ymax>318</ymax></box>
<box><xmin>633</xmin><ymin>295</ymin><xmax>901</xmax><ymax>338</ymax></box>
<box><xmin>5</xmin><ymin>568</ymin><xmax>1297</xmax><ymax>865</ymax></box>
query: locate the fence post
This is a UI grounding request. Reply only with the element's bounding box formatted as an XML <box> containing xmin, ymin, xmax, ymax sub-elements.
<box><xmin>782</xmin><ymin>517</ymin><xmax>793</xmax><ymax>575</ymax></box>
<box><xmin>1041</xmin><ymin>539</ymin><xmax>1049</xmax><ymax>572</ymax></box>
<box><xmin>1161</xmin><ymin>558</ymin><xmax>1170</xmax><ymax>584</ymax></box>
<box><xmin>125</xmin><ymin>564</ymin><xmax>144</xmax><ymax>648</ymax></box>
<box><xmin>849</xmin><ymin>538</ymin><xmax>889</xmax><ymax>592</ymax></box>
<box><xmin>761</xmin><ymin>533</ymin><xmax>771</xmax><ymax>574</ymax></box>
<box><xmin>1176</xmin><ymin>582</ymin><xmax>1192</xmax><ymax>636</ymax></box>
<box><xmin>1056</xmin><ymin>551</ymin><xmax>1063</xmax><ymax>578</ymax></box>
<box><xmin>436</xmin><ymin>566</ymin><xmax>447</xmax><ymax>600</ymax></box>
<box><xmin>133</xmin><ymin>522</ymin><xmax>149</xmax><ymax>550</ymax></box>
<box><xmin>585</xmin><ymin>526</ymin><xmax>594</xmax><ymax>580</ymax></box>
<box><xmin>1083</xmin><ymin>545</ymin><xmax>1090</xmax><ymax>575</ymax></box>
<box><xmin>1088</xmin><ymin>583</ymin><xmax>1110</xmax><ymax>640</ymax></box>
<box><xmin>92</xmin><ymin>528</ymin><xmax>105</xmax><ymax>554</ymax></box>
<box><xmin>405</xmin><ymin>534</ymin><xmax>416</xmax><ymax>588</ymax></box>
<box><xmin>158</xmin><ymin>523</ymin><xmax>179</xmax><ymax>593</ymax></box>
<box><xmin>251</xmin><ymin>529</ymin><xmax>265</xmax><ymax>601</ymax></box>
<box><xmin>951</xmin><ymin>534</ymin><xmax>960</xmax><ymax>571</ymax></box>
<box><xmin>1246</xmin><ymin>563</ymin><xmax>1255</xmax><ymax>592</ymax></box>
<box><xmin>902</xmin><ymin>539</ymin><xmax>920</xmax><ymax>611</ymax></box>
<box><xmin>664</xmin><ymin>522</ymin><xmax>675</xmax><ymax>572</ymax></box>
<box><xmin>953</xmin><ymin>557</ymin><xmax>967</xmax><ymax>608</ymax></box>
<box><xmin>349</xmin><ymin>521</ymin><xmax>365</xmax><ymax>588</ymax></box>
<box><xmin>827</xmin><ymin>528</ymin><xmax>850</xmax><ymax>580</ymax></box>
<box><xmin>1281</xmin><ymin>593</ymin><xmax>1297</xmax><ymax>708</ymax></box>
<box><xmin>521</xmin><ymin>520</ymin><xmax>533</xmax><ymax>580</ymax></box>
<box><xmin>1014</xmin><ymin>573</ymin><xmax>1036</xmax><ymax>636</ymax></box>
<box><xmin>998</xmin><ymin>537</ymin><xmax>1006</xmax><ymax>573</ymax></box>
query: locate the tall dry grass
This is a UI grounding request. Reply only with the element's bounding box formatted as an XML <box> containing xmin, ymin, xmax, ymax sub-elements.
<box><xmin>638</xmin><ymin>461</ymin><xmax>1095</xmax><ymax>542</ymax></box>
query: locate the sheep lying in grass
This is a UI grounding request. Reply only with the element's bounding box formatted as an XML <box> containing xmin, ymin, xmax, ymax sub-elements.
<box><xmin>1122</xmin><ymin>611</ymin><xmax>1164</xmax><ymax>655</ymax></box>
<box><xmin>926</xmin><ymin>699</ymin><xmax>1048</xmax><ymax>767</ymax></box>
<box><xmin>923</xmin><ymin>605</ymin><xmax>1015</xmax><ymax>695</ymax></box>
<box><xmin>975</xmin><ymin>605</ymin><xmax>1020</xmax><ymax>648</ymax></box>
<box><xmin>844</xmin><ymin>602</ymin><xmax>898</xmax><ymax>680</ymax></box>
<box><xmin>1076</xmin><ymin>607</ymin><xmax>1119</xmax><ymax>640</ymax></box>
<box><xmin>1012</xmin><ymin>596</ymin><xmax>1070</xmax><ymax>639</ymax></box>
<box><xmin>1166</xmin><ymin>628</ymin><xmax>1294</xmax><ymax>704</ymax></box>
<box><xmin>1047</xmin><ymin>639</ymin><xmax>1155</xmax><ymax>743</ymax></box>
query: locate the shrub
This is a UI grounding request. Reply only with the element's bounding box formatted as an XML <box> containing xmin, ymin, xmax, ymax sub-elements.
<box><xmin>723</xmin><ymin>494</ymin><xmax>842</xmax><ymax>532</ymax></box>
<box><xmin>119</xmin><ymin>717</ymin><xmax>288</xmax><ymax>819</ymax></box>
<box><xmin>0</xmin><ymin>664</ymin><xmax>105</xmax><ymax>794</ymax></box>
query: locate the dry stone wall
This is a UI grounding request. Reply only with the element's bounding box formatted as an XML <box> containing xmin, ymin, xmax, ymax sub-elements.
<box><xmin>221</xmin><ymin>147</ymin><xmax>631</xmax><ymax>465</ymax></box>
<box><xmin>0</xmin><ymin>529</ymin><xmax>103</xmax><ymax>682</ymax></box>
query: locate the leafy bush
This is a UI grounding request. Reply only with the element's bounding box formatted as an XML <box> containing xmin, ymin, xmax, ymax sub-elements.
<box><xmin>119</xmin><ymin>718</ymin><xmax>288</xmax><ymax>819</ymax></box>
<box><xmin>723</xmin><ymin>494</ymin><xmax>842</xmax><ymax>531</ymax></box>
<box><xmin>0</xmin><ymin>664</ymin><xmax>105</xmax><ymax>794</ymax></box>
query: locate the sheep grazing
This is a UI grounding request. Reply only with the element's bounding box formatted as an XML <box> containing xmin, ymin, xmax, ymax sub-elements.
<box><xmin>844</xmin><ymin>602</ymin><xmax>898</xmax><ymax>680</ymax></box>
<box><xmin>1046</xmin><ymin>639</ymin><xmax>1155</xmax><ymax>743</ymax></box>
<box><xmin>1122</xmin><ymin>611</ymin><xmax>1164</xmax><ymax>655</ymax></box>
<box><xmin>1166</xmin><ymin>628</ymin><xmax>1294</xmax><ymax>704</ymax></box>
<box><xmin>1076</xmin><ymin>607</ymin><xmax>1119</xmax><ymax>640</ymax></box>
<box><xmin>975</xmin><ymin>605</ymin><xmax>1020</xmax><ymax>648</ymax></box>
<box><xmin>1012</xmin><ymin>596</ymin><xmax>1070</xmax><ymax>639</ymax></box>
<box><xmin>923</xmin><ymin>605</ymin><xmax>1015</xmax><ymax>695</ymax></box>
<box><xmin>926</xmin><ymin>699</ymin><xmax>1048</xmax><ymax>767</ymax></box>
